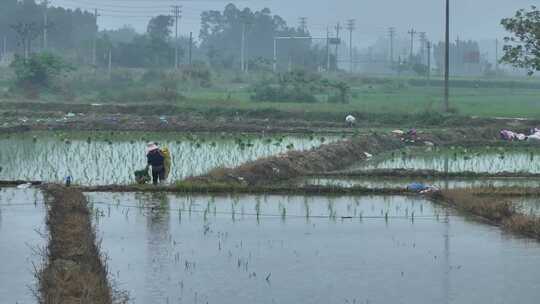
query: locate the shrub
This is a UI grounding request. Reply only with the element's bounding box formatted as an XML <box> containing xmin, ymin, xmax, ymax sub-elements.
<box><xmin>10</xmin><ymin>53</ymin><xmax>72</xmax><ymax>96</ymax></box>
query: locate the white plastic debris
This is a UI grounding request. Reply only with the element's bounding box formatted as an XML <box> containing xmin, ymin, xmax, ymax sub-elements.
<box><xmin>16</xmin><ymin>183</ymin><xmax>32</xmax><ymax>189</ymax></box>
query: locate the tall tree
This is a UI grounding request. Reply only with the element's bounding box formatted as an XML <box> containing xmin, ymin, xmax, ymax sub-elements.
<box><xmin>147</xmin><ymin>15</ymin><xmax>174</xmax><ymax>41</ymax></box>
<box><xmin>501</xmin><ymin>6</ymin><xmax>540</xmax><ymax>75</ymax></box>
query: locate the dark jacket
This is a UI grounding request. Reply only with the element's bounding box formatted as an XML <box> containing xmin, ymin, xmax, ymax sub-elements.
<box><xmin>147</xmin><ymin>149</ymin><xmax>165</xmax><ymax>167</ymax></box>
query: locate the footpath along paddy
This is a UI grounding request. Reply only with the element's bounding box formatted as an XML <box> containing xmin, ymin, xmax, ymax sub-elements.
<box><xmin>0</xmin><ymin>131</ymin><xmax>339</xmax><ymax>185</ymax></box>
<box><xmin>85</xmin><ymin>192</ymin><xmax>540</xmax><ymax>304</ymax></box>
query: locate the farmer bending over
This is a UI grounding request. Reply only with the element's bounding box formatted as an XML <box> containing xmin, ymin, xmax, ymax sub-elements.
<box><xmin>146</xmin><ymin>142</ymin><xmax>165</xmax><ymax>185</ymax></box>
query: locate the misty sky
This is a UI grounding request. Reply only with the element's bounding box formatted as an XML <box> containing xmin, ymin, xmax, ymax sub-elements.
<box><xmin>50</xmin><ymin>0</ymin><xmax>534</xmax><ymax>46</ymax></box>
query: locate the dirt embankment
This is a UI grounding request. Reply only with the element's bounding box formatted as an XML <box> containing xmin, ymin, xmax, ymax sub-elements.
<box><xmin>187</xmin><ymin>127</ymin><xmax>512</xmax><ymax>186</ymax></box>
<box><xmin>431</xmin><ymin>189</ymin><xmax>540</xmax><ymax>240</ymax></box>
<box><xmin>40</xmin><ymin>185</ymin><xmax>114</xmax><ymax>304</ymax></box>
<box><xmin>189</xmin><ymin>133</ymin><xmax>404</xmax><ymax>186</ymax></box>
<box><xmin>2</xmin><ymin>101</ymin><xmax>540</xmax><ymax>135</ymax></box>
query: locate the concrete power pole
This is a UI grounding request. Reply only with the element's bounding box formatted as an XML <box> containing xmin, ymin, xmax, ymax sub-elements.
<box><xmin>189</xmin><ymin>32</ymin><xmax>193</xmax><ymax>65</ymax></box>
<box><xmin>495</xmin><ymin>38</ymin><xmax>499</xmax><ymax>76</ymax></box>
<box><xmin>241</xmin><ymin>22</ymin><xmax>246</xmax><ymax>72</ymax></box>
<box><xmin>108</xmin><ymin>48</ymin><xmax>112</xmax><ymax>77</ymax></box>
<box><xmin>444</xmin><ymin>0</ymin><xmax>450</xmax><ymax>112</ymax></box>
<box><xmin>171</xmin><ymin>5</ymin><xmax>182</xmax><ymax>70</ymax></box>
<box><xmin>334</xmin><ymin>22</ymin><xmax>341</xmax><ymax>71</ymax></box>
<box><xmin>346</xmin><ymin>19</ymin><xmax>355</xmax><ymax>73</ymax></box>
<box><xmin>299</xmin><ymin>17</ymin><xmax>307</xmax><ymax>32</ymax></box>
<box><xmin>42</xmin><ymin>0</ymin><xmax>50</xmax><ymax>50</ymax></box>
<box><xmin>92</xmin><ymin>8</ymin><xmax>99</xmax><ymax>67</ymax></box>
<box><xmin>408</xmin><ymin>28</ymin><xmax>417</xmax><ymax>60</ymax></box>
<box><xmin>427</xmin><ymin>41</ymin><xmax>432</xmax><ymax>85</ymax></box>
<box><xmin>388</xmin><ymin>27</ymin><xmax>395</xmax><ymax>64</ymax></box>
<box><xmin>419</xmin><ymin>32</ymin><xmax>427</xmax><ymax>64</ymax></box>
<box><xmin>326</xmin><ymin>27</ymin><xmax>330</xmax><ymax>72</ymax></box>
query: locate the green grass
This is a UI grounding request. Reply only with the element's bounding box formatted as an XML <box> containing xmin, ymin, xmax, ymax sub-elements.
<box><xmin>180</xmin><ymin>85</ymin><xmax>540</xmax><ymax>118</ymax></box>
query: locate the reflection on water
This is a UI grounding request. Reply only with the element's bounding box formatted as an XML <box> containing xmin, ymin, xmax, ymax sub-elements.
<box><xmin>88</xmin><ymin>193</ymin><xmax>540</xmax><ymax>304</ymax></box>
<box><xmin>0</xmin><ymin>188</ymin><xmax>45</xmax><ymax>304</ymax></box>
<box><xmin>0</xmin><ymin>131</ymin><xmax>334</xmax><ymax>185</ymax></box>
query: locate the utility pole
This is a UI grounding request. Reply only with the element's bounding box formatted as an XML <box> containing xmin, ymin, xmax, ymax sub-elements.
<box><xmin>388</xmin><ymin>27</ymin><xmax>395</xmax><ymax>64</ymax></box>
<box><xmin>299</xmin><ymin>17</ymin><xmax>308</xmax><ymax>32</ymax></box>
<box><xmin>335</xmin><ymin>22</ymin><xmax>341</xmax><ymax>71</ymax></box>
<box><xmin>408</xmin><ymin>28</ymin><xmax>417</xmax><ymax>60</ymax></box>
<box><xmin>93</xmin><ymin>8</ymin><xmax>99</xmax><ymax>67</ymax></box>
<box><xmin>419</xmin><ymin>32</ymin><xmax>427</xmax><ymax>64</ymax></box>
<box><xmin>108</xmin><ymin>48</ymin><xmax>112</xmax><ymax>78</ymax></box>
<box><xmin>171</xmin><ymin>5</ymin><xmax>182</xmax><ymax>69</ymax></box>
<box><xmin>42</xmin><ymin>0</ymin><xmax>50</xmax><ymax>50</ymax></box>
<box><xmin>346</xmin><ymin>19</ymin><xmax>355</xmax><ymax>73</ymax></box>
<box><xmin>241</xmin><ymin>22</ymin><xmax>246</xmax><ymax>72</ymax></box>
<box><xmin>495</xmin><ymin>38</ymin><xmax>499</xmax><ymax>76</ymax></box>
<box><xmin>427</xmin><ymin>41</ymin><xmax>432</xmax><ymax>85</ymax></box>
<box><xmin>326</xmin><ymin>27</ymin><xmax>330</xmax><ymax>72</ymax></box>
<box><xmin>273</xmin><ymin>38</ymin><xmax>277</xmax><ymax>72</ymax></box>
<box><xmin>444</xmin><ymin>0</ymin><xmax>450</xmax><ymax>112</ymax></box>
<box><xmin>189</xmin><ymin>32</ymin><xmax>193</xmax><ymax>65</ymax></box>
<box><xmin>2</xmin><ymin>36</ymin><xmax>6</xmax><ymax>59</ymax></box>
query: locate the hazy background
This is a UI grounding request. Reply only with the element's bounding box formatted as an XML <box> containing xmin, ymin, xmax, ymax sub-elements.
<box><xmin>49</xmin><ymin>0</ymin><xmax>533</xmax><ymax>46</ymax></box>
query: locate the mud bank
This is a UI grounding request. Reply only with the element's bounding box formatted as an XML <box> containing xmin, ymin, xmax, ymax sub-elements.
<box><xmin>431</xmin><ymin>189</ymin><xmax>540</xmax><ymax>240</ymax></box>
<box><xmin>189</xmin><ymin>133</ymin><xmax>404</xmax><ymax>186</ymax></box>
<box><xmin>40</xmin><ymin>185</ymin><xmax>114</xmax><ymax>304</ymax></box>
<box><xmin>75</xmin><ymin>183</ymin><xmax>415</xmax><ymax>196</ymax></box>
<box><xmin>2</xmin><ymin>101</ymin><xmax>540</xmax><ymax>135</ymax></box>
<box><xmin>186</xmin><ymin>127</ymin><xmax>511</xmax><ymax>186</ymax></box>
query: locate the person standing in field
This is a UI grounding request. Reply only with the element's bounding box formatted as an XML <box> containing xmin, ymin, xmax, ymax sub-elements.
<box><xmin>146</xmin><ymin>142</ymin><xmax>165</xmax><ymax>185</ymax></box>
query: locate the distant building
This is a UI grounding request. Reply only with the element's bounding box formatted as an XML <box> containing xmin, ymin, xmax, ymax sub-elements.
<box><xmin>0</xmin><ymin>52</ymin><xmax>14</xmax><ymax>67</ymax></box>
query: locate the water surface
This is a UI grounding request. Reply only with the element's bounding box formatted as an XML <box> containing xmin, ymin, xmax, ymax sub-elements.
<box><xmin>87</xmin><ymin>193</ymin><xmax>540</xmax><ymax>304</ymax></box>
<box><xmin>0</xmin><ymin>188</ymin><xmax>45</xmax><ymax>304</ymax></box>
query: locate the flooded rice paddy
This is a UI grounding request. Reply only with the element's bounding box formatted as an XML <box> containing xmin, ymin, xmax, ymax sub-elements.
<box><xmin>86</xmin><ymin>193</ymin><xmax>540</xmax><ymax>304</ymax></box>
<box><xmin>355</xmin><ymin>147</ymin><xmax>540</xmax><ymax>174</ymax></box>
<box><xmin>0</xmin><ymin>188</ymin><xmax>45</xmax><ymax>304</ymax></box>
<box><xmin>300</xmin><ymin>177</ymin><xmax>540</xmax><ymax>189</ymax></box>
<box><xmin>0</xmin><ymin>131</ymin><xmax>336</xmax><ymax>185</ymax></box>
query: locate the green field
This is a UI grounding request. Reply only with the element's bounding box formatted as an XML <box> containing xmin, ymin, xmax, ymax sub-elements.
<box><xmin>1</xmin><ymin>65</ymin><xmax>539</xmax><ymax>119</ymax></box>
<box><xmin>181</xmin><ymin>85</ymin><xmax>540</xmax><ymax>118</ymax></box>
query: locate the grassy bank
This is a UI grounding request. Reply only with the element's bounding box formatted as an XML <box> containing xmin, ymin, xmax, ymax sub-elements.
<box><xmin>40</xmin><ymin>185</ymin><xmax>118</xmax><ymax>304</ymax></box>
<box><xmin>433</xmin><ymin>189</ymin><xmax>540</xmax><ymax>240</ymax></box>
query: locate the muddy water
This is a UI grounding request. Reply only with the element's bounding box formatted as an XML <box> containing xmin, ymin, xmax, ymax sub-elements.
<box><xmin>0</xmin><ymin>131</ymin><xmax>337</xmax><ymax>185</ymax></box>
<box><xmin>355</xmin><ymin>147</ymin><xmax>540</xmax><ymax>174</ymax></box>
<box><xmin>87</xmin><ymin>193</ymin><xmax>540</xmax><ymax>304</ymax></box>
<box><xmin>300</xmin><ymin>177</ymin><xmax>540</xmax><ymax>189</ymax></box>
<box><xmin>0</xmin><ymin>188</ymin><xmax>45</xmax><ymax>304</ymax></box>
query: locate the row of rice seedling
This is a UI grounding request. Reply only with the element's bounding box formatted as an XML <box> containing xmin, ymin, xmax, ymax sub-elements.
<box><xmin>0</xmin><ymin>131</ymin><xmax>340</xmax><ymax>185</ymax></box>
